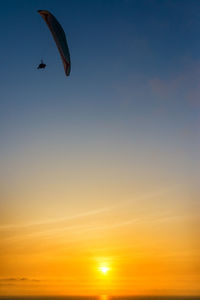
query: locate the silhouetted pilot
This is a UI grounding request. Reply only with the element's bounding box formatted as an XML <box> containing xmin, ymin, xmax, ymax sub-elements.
<box><xmin>37</xmin><ymin>60</ymin><xmax>46</xmax><ymax>69</ymax></box>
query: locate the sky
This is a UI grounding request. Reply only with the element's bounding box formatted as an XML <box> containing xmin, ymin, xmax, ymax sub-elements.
<box><xmin>0</xmin><ymin>0</ymin><xmax>200</xmax><ymax>296</ymax></box>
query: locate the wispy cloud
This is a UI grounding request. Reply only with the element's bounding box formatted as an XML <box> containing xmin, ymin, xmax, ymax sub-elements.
<box><xmin>0</xmin><ymin>277</ymin><xmax>40</xmax><ymax>282</ymax></box>
<box><xmin>149</xmin><ymin>59</ymin><xmax>200</xmax><ymax>107</ymax></box>
<box><xmin>0</xmin><ymin>186</ymin><xmax>181</xmax><ymax>242</ymax></box>
<box><xmin>0</xmin><ymin>207</ymin><xmax>110</xmax><ymax>231</ymax></box>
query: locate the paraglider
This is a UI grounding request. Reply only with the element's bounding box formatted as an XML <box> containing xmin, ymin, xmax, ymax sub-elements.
<box><xmin>38</xmin><ymin>10</ymin><xmax>71</xmax><ymax>76</ymax></box>
<box><xmin>37</xmin><ymin>59</ymin><xmax>46</xmax><ymax>69</ymax></box>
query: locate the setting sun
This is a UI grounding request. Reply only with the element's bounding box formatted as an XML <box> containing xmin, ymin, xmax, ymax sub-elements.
<box><xmin>100</xmin><ymin>266</ymin><xmax>109</xmax><ymax>274</ymax></box>
<box><xmin>98</xmin><ymin>264</ymin><xmax>110</xmax><ymax>275</ymax></box>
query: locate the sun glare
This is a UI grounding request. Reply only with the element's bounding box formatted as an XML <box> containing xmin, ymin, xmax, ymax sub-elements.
<box><xmin>99</xmin><ymin>265</ymin><xmax>110</xmax><ymax>274</ymax></box>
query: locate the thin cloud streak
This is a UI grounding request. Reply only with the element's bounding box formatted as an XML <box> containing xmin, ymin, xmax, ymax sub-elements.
<box><xmin>0</xmin><ymin>185</ymin><xmax>183</xmax><ymax>242</ymax></box>
<box><xmin>1</xmin><ymin>183</ymin><xmax>177</xmax><ymax>231</ymax></box>
<box><xmin>0</xmin><ymin>207</ymin><xmax>111</xmax><ymax>231</ymax></box>
<box><xmin>0</xmin><ymin>278</ymin><xmax>40</xmax><ymax>282</ymax></box>
<box><xmin>0</xmin><ymin>211</ymin><xmax>187</xmax><ymax>243</ymax></box>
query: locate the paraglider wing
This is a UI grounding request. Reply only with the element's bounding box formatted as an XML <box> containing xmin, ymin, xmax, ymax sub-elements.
<box><xmin>38</xmin><ymin>10</ymin><xmax>71</xmax><ymax>76</ymax></box>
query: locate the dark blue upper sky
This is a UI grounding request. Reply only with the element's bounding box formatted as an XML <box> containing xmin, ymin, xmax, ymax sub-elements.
<box><xmin>0</xmin><ymin>0</ymin><xmax>200</xmax><ymax>182</ymax></box>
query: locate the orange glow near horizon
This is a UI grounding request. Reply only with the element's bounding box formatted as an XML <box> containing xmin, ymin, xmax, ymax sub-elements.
<box><xmin>1</xmin><ymin>143</ymin><xmax>200</xmax><ymax>296</ymax></box>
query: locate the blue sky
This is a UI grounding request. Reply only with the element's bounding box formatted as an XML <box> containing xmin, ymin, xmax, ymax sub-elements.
<box><xmin>0</xmin><ymin>0</ymin><xmax>200</xmax><ymax>220</ymax></box>
<box><xmin>1</xmin><ymin>0</ymin><xmax>200</xmax><ymax>127</ymax></box>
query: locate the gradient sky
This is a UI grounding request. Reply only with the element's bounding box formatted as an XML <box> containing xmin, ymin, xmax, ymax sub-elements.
<box><xmin>0</xmin><ymin>0</ymin><xmax>200</xmax><ymax>296</ymax></box>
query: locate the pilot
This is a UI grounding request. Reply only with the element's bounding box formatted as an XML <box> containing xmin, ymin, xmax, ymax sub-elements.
<box><xmin>37</xmin><ymin>59</ymin><xmax>46</xmax><ymax>69</ymax></box>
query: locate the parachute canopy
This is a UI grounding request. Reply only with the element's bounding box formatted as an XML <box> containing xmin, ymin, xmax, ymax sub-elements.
<box><xmin>38</xmin><ymin>10</ymin><xmax>71</xmax><ymax>76</ymax></box>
